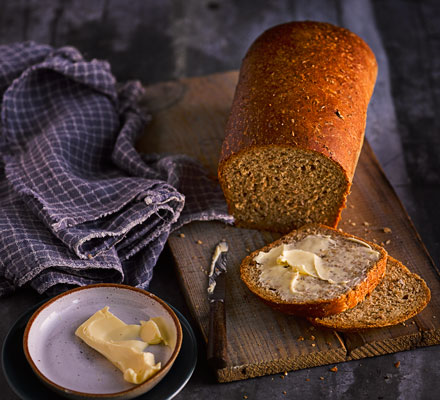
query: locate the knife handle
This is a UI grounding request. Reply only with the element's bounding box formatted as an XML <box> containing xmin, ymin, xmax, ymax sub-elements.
<box><xmin>207</xmin><ymin>299</ymin><xmax>227</xmax><ymax>369</ymax></box>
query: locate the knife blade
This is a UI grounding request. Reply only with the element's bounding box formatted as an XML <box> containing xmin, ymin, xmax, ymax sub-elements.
<box><xmin>207</xmin><ymin>240</ymin><xmax>228</xmax><ymax>369</ymax></box>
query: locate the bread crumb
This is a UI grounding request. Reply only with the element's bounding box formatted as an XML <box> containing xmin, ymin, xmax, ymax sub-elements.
<box><xmin>394</xmin><ymin>361</ymin><xmax>400</xmax><ymax>368</ymax></box>
<box><xmin>330</xmin><ymin>366</ymin><xmax>338</xmax><ymax>372</ymax></box>
<box><xmin>196</xmin><ymin>240</ymin><xmax>203</xmax><ymax>244</ymax></box>
<box><xmin>320</xmin><ymin>376</ymin><xmax>325</xmax><ymax>380</ymax></box>
<box><xmin>283</xmin><ymin>391</ymin><xmax>287</xmax><ymax>395</ymax></box>
<box><xmin>349</xmin><ymin>204</ymin><xmax>355</xmax><ymax>208</ymax></box>
<box><xmin>243</xmin><ymin>395</ymin><xmax>248</xmax><ymax>399</ymax></box>
<box><xmin>363</xmin><ymin>221</ymin><xmax>370</xmax><ymax>226</ymax></box>
<box><xmin>385</xmin><ymin>239</ymin><xmax>391</xmax><ymax>245</ymax></box>
<box><xmin>310</xmin><ymin>335</ymin><xmax>316</xmax><ymax>340</ymax></box>
<box><xmin>351</xmin><ymin>222</ymin><xmax>356</xmax><ymax>226</ymax></box>
<box><xmin>246</xmin><ymin>248</ymin><xmax>251</xmax><ymax>252</ymax></box>
<box><xmin>311</xmin><ymin>343</ymin><xmax>316</xmax><ymax>347</ymax></box>
<box><xmin>326</xmin><ymin>341</ymin><xmax>332</xmax><ymax>346</ymax></box>
<box><xmin>284</xmin><ymin>371</ymin><xmax>288</xmax><ymax>376</ymax></box>
<box><xmin>178</xmin><ymin>233</ymin><xmax>185</xmax><ymax>238</ymax></box>
<box><xmin>383</xmin><ymin>227</ymin><xmax>392</xmax><ymax>233</ymax></box>
<box><xmin>297</xmin><ymin>336</ymin><xmax>305</xmax><ymax>341</ymax></box>
<box><xmin>280</xmin><ymin>375</ymin><xmax>285</xmax><ymax>379</ymax></box>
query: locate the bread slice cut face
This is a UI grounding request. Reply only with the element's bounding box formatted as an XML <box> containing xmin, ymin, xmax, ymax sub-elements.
<box><xmin>219</xmin><ymin>146</ymin><xmax>349</xmax><ymax>233</ymax></box>
<box><xmin>309</xmin><ymin>257</ymin><xmax>431</xmax><ymax>331</ymax></box>
<box><xmin>240</xmin><ymin>224</ymin><xmax>387</xmax><ymax>318</ymax></box>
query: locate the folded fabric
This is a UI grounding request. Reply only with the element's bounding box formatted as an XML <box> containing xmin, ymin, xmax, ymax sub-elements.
<box><xmin>0</xmin><ymin>42</ymin><xmax>233</xmax><ymax>297</ymax></box>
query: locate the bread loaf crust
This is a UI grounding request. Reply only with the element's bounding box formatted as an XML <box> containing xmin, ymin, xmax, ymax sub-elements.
<box><xmin>218</xmin><ymin>21</ymin><xmax>377</xmax><ymax>229</ymax></box>
<box><xmin>219</xmin><ymin>20</ymin><xmax>377</xmax><ymax>179</ymax></box>
<box><xmin>240</xmin><ymin>224</ymin><xmax>387</xmax><ymax>318</ymax></box>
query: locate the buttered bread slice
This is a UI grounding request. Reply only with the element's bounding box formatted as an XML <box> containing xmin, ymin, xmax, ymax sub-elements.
<box><xmin>240</xmin><ymin>224</ymin><xmax>387</xmax><ymax>318</ymax></box>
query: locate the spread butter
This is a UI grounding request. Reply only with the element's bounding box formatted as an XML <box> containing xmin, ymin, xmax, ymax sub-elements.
<box><xmin>254</xmin><ymin>234</ymin><xmax>380</xmax><ymax>301</ymax></box>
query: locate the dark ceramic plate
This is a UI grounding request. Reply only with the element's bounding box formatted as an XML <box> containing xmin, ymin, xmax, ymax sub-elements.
<box><xmin>2</xmin><ymin>300</ymin><xmax>197</xmax><ymax>400</ymax></box>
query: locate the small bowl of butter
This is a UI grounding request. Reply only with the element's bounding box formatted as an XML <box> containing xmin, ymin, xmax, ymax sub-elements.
<box><xmin>23</xmin><ymin>284</ymin><xmax>183</xmax><ymax>399</ymax></box>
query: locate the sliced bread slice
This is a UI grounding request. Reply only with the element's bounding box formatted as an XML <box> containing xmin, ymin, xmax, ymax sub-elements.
<box><xmin>308</xmin><ymin>257</ymin><xmax>431</xmax><ymax>331</ymax></box>
<box><xmin>240</xmin><ymin>224</ymin><xmax>387</xmax><ymax>318</ymax></box>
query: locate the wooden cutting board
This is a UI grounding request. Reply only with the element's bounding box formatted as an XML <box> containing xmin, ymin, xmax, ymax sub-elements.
<box><xmin>137</xmin><ymin>71</ymin><xmax>440</xmax><ymax>382</ymax></box>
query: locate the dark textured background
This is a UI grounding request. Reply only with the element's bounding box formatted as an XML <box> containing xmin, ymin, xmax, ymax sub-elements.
<box><xmin>1</xmin><ymin>1</ymin><xmax>439</xmax><ymax>399</ymax></box>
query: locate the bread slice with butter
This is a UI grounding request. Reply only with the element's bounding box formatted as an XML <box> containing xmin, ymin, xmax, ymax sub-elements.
<box><xmin>309</xmin><ymin>257</ymin><xmax>431</xmax><ymax>331</ymax></box>
<box><xmin>240</xmin><ymin>224</ymin><xmax>387</xmax><ymax>318</ymax></box>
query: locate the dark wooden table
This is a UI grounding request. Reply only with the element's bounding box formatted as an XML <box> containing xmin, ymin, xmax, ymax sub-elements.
<box><xmin>1</xmin><ymin>1</ymin><xmax>439</xmax><ymax>399</ymax></box>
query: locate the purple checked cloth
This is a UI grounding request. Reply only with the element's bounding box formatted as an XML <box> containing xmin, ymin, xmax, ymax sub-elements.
<box><xmin>0</xmin><ymin>42</ymin><xmax>233</xmax><ymax>297</ymax></box>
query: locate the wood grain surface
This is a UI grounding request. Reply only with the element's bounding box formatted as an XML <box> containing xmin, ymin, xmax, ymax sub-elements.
<box><xmin>136</xmin><ymin>71</ymin><xmax>440</xmax><ymax>382</ymax></box>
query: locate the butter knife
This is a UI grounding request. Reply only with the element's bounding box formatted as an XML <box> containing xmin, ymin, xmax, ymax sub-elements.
<box><xmin>207</xmin><ymin>240</ymin><xmax>229</xmax><ymax>369</ymax></box>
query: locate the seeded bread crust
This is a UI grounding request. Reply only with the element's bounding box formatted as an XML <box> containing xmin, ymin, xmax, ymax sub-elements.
<box><xmin>218</xmin><ymin>21</ymin><xmax>377</xmax><ymax>232</ymax></box>
<box><xmin>240</xmin><ymin>224</ymin><xmax>387</xmax><ymax>318</ymax></box>
<box><xmin>308</xmin><ymin>257</ymin><xmax>431</xmax><ymax>331</ymax></box>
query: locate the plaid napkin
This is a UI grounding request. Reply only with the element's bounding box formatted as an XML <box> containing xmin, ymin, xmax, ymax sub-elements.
<box><xmin>0</xmin><ymin>42</ymin><xmax>233</xmax><ymax>297</ymax></box>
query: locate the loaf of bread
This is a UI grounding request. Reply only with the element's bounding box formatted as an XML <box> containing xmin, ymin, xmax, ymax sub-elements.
<box><xmin>240</xmin><ymin>224</ymin><xmax>387</xmax><ymax>318</ymax></box>
<box><xmin>309</xmin><ymin>257</ymin><xmax>431</xmax><ymax>331</ymax></box>
<box><xmin>218</xmin><ymin>21</ymin><xmax>378</xmax><ymax>232</ymax></box>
